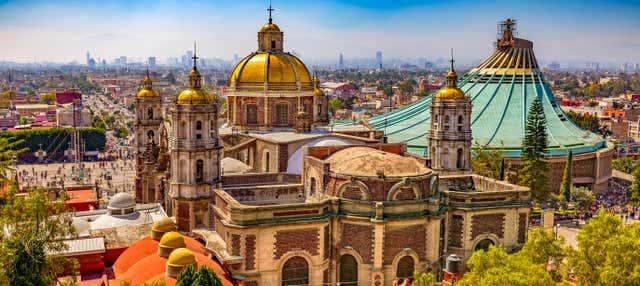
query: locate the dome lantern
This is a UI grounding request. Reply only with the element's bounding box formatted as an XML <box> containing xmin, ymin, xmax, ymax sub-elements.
<box><xmin>137</xmin><ymin>68</ymin><xmax>159</xmax><ymax>98</ymax></box>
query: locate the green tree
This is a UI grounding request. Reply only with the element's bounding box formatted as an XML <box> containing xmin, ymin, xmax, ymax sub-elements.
<box><xmin>629</xmin><ymin>160</ymin><xmax>640</xmax><ymax>204</ymax></box>
<box><xmin>397</xmin><ymin>81</ymin><xmax>414</xmax><ymax>97</ymax></box>
<box><xmin>0</xmin><ymin>188</ymin><xmax>77</xmax><ymax>285</ymax></box>
<box><xmin>328</xmin><ymin>98</ymin><xmax>343</xmax><ymax>116</ymax></box>
<box><xmin>412</xmin><ymin>270</ymin><xmax>437</xmax><ymax>286</ymax></box>
<box><xmin>559</xmin><ymin>151</ymin><xmax>573</xmax><ymax>203</ymax></box>
<box><xmin>570</xmin><ymin>186</ymin><xmax>595</xmax><ymax>211</ymax></box>
<box><xmin>458</xmin><ymin>245</ymin><xmax>555</xmax><ymax>286</ymax></box>
<box><xmin>519</xmin><ymin>96</ymin><xmax>550</xmax><ymax>203</ymax></box>
<box><xmin>471</xmin><ymin>143</ymin><xmax>507</xmax><ymax>180</ymax></box>
<box><xmin>568</xmin><ymin>210</ymin><xmax>640</xmax><ymax>285</ymax></box>
<box><xmin>176</xmin><ymin>265</ymin><xmax>222</xmax><ymax>286</ymax></box>
<box><xmin>19</xmin><ymin>117</ymin><xmax>29</xmax><ymax>125</ymax></box>
<box><xmin>0</xmin><ymin>137</ymin><xmax>27</xmax><ymax>185</ymax></box>
<box><xmin>612</xmin><ymin>157</ymin><xmax>635</xmax><ymax>174</ymax></box>
<box><xmin>113</xmin><ymin>125</ymin><xmax>129</xmax><ymax>138</ymax></box>
<box><xmin>40</xmin><ymin>93</ymin><xmax>56</xmax><ymax>105</ymax></box>
<box><xmin>92</xmin><ymin>115</ymin><xmax>107</xmax><ymax>130</ymax></box>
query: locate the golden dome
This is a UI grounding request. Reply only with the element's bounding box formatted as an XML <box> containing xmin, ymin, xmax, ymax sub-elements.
<box><xmin>260</xmin><ymin>22</ymin><xmax>280</xmax><ymax>32</ymax></box>
<box><xmin>189</xmin><ymin>68</ymin><xmax>201</xmax><ymax>77</ymax></box>
<box><xmin>314</xmin><ymin>88</ymin><xmax>325</xmax><ymax>96</ymax></box>
<box><xmin>229</xmin><ymin>52</ymin><xmax>313</xmax><ymax>92</ymax></box>
<box><xmin>152</xmin><ymin>217</ymin><xmax>176</xmax><ymax>233</ymax></box>
<box><xmin>137</xmin><ymin>89</ymin><xmax>159</xmax><ymax>98</ymax></box>
<box><xmin>435</xmin><ymin>86</ymin><xmax>467</xmax><ymax>101</ymax></box>
<box><xmin>166</xmin><ymin>248</ymin><xmax>197</xmax><ymax>267</ymax></box>
<box><xmin>159</xmin><ymin>231</ymin><xmax>186</xmax><ymax>249</ymax></box>
<box><xmin>447</xmin><ymin>70</ymin><xmax>457</xmax><ymax>77</ymax></box>
<box><xmin>176</xmin><ymin>88</ymin><xmax>214</xmax><ymax>105</ymax></box>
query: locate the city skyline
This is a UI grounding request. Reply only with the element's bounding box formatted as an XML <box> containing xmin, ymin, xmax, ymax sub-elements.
<box><xmin>1</xmin><ymin>0</ymin><xmax>640</xmax><ymax>64</ymax></box>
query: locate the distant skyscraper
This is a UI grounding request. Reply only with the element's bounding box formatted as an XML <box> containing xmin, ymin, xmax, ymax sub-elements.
<box><xmin>148</xmin><ymin>57</ymin><xmax>157</xmax><ymax>68</ymax></box>
<box><xmin>376</xmin><ymin>51</ymin><xmax>382</xmax><ymax>69</ymax></box>
<box><xmin>86</xmin><ymin>52</ymin><xmax>91</xmax><ymax>66</ymax></box>
<box><xmin>86</xmin><ymin>52</ymin><xmax>96</xmax><ymax>67</ymax></box>
<box><xmin>185</xmin><ymin>50</ymin><xmax>194</xmax><ymax>66</ymax></box>
<box><xmin>338</xmin><ymin>53</ymin><xmax>344</xmax><ymax>69</ymax></box>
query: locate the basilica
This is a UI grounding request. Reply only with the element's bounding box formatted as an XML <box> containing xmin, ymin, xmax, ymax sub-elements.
<box><xmin>133</xmin><ymin>10</ymin><xmax>531</xmax><ymax>286</ymax></box>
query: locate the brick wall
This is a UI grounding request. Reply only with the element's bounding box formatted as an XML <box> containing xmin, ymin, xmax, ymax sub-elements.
<box><xmin>383</xmin><ymin>224</ymin><xmax>426</xmax><ymax>264</ymax></box>
<box><xmin>177</xmin><ymin>201</ymin><xmax>190</xmax><ymax>231</ymax></box>
<box><xmin>394</xmin><ymin>187</ymin><xmax>416</xmax><ymax>200</ymax></box>
<box><xmin>518</xmin><ymin>213</ymin><xmax>527</xmax><ymax>244</ymax></box>
<box><xmin>232</xmin><ymin>234</ymin><xmax>241</xmax><ymax>256</ymax></box>
<box><xmin>342</xmin><ymin>186</ymin><xmax>364</xmax><ymax>200</ymax></box>
<box><xmin>244</xmin><ymin>281</ymin><xmax>258</xmax><ymax>286</ymax></box>
<box><xmin>471</xmin><ymin>213</ymin><xmax>505</xmax><ymax>240</ymax></box>
<box><xmin>340</xmin><ymin>223</ymin><xmax>373</xmax><ymax>263</ymax></box>
<box><xmin>274</xmin><ymin>228</ymin><xmax>320</xmax><ymax>259</ymax></box>
<box><xmin>245</xmin><ymin>234</ymin><xmax>256</xmax><ymax>270</ymax></box>
<box><xmin>448</xmin><ymin>215</ymin><xmax>463</xmax><ymax>248</ymax></box>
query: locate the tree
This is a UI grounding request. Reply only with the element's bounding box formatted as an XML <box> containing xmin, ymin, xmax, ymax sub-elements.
<box><xmin>612</xmin><ymin>157</ymin><xmax>635</xmax><ymax>174</ymax></box>
<box><xmin>328</xmin><ymin>98</ymin><xmax>343</xmax><ymax>116</ymax></box>
<box><xmin>92</xmin><ymin>115</ymin><xmax>107</xmax><ymax>130</ymax></box>
<box><xmin>412</xmin><ymin>270</ymin><xmax>437</xmax><ymax>286</ymax></box>
<box><xmin>113</xmin><ymin>125</ymin><xmax>129</xmax><ymax>138</ymax></box>
<box><xmin>471</xmin><ymin>143</ymin><xmax>508</xmax><ymax>180</ymax></box>
<box><xmin>457</xmin><ymin>245</ymin><xmax>555</xmax><ymax>286</ymax></box>
<box><xmin>559</xmin><ymin>151</ymin><xmax>573</xmax><ymax>203</ymax></box>
<box><xmin>397</xmin><ymin>81</ymin><xmax>414</xmax><ymax>96</ymax></box>
<box><xmin>628</xmin><ymin>160</ymin><xmax>640</xmax><ymax>204</ymax></box>
<box><xmin>0</xmin><ymin>137</ymin><xmax>27</xmax><ymax>185</ymax></box>
<box><xmin>0</xmin><ymin>188</ymin><xmax>77</xmax><ymax>285</ymax></box>
<box><xmin>570</xmin><ymin>186</ymin><xmax>595</xmax><ymax>211</ymax></box>
<box><xmin>176</xmin><ymin>265</ymin><xmax>222</xmax><ymax>286</ymax></box>
<box><xmin>568</xmin><ymin>210</ymin><xmax>640</xmax><ymax>285</ymax></box>
<box><xmin>40</xmin><ymin>93</ymin><xmax>56</xmax><ymax>105</ymax></box>
<box><xmin>19</xmin><ymin>116</ymin><xmax>29</xmax><ymax>125</ymax></box>
<box><xmin>519</xmin><ymin>96</ymin><xmax>550</xmax><ymax>203</ymax></box>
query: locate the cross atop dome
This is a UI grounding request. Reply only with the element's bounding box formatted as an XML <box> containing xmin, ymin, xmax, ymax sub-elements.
<box><xmin>192</xmin><ymin>42</ymin><xmax>199</xmax><ymax>70</ymax></box>
<box><xmin>267</xmin><ymin>3</ymin><xmax>274</xmax><ymax>24</ymax></box>
<box><xmin>449</xmin><ymin>48</ymin><xmax>455</xmax><ymax>72</ymax></box>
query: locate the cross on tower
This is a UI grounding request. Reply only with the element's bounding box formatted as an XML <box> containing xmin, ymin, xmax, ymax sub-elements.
<box><xmin>450</xmin><ymin>48</ymin><xmax>455</xmax><ymax>71</ymax></box>
<box><xmin>192</xmin><ymin>42</ymin><xmax>199</xmax><ymax>69</ymax></box>
<box><xmin>268</xmin><ymin>3</ymin><xmax>274</xmax><ymax>24</ymax></box>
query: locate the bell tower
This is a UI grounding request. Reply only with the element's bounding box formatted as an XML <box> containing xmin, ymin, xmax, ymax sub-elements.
<box><xmin>428</xmin><ymin>51</ymin><xmax>472</xmax><ymax>174</ymax></box>
<box><xmin>134</xmin><ymin>68</ymin><xmax>163</xmax><ymax>203</ymax></box>
<box><xmin>168</xmin><ymin>44</ymin><xmax>222</xmax><ymax>231</ymax></box>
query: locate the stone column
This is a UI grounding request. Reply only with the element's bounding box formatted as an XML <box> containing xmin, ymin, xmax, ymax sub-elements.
<box><xmin>372</xmin><ymin>202</ymin><xmax>385</xmax><ymax>285</ymax></box>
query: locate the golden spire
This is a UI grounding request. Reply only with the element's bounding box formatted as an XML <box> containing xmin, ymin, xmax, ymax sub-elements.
<box><xmin>435</xmin><ymin>48</ymin><xmax>466</xmax><ymax>101</ymax></box>
<box><xmin>446</xmin><ymin>48</ymin><xmax>458</xmax><ymax>87</ymax></box>
<box><xmin>143</xmin><ymin>67</ymin><xmax>152</xmax><ymax>90</ymax></box>
<box><xmin>137</xmin><ymin>67</ymin><xmax>159</xmax><ymax>98</ymax></box>
<box><xmin>268</xmin><ymin>2</ymin><xmax>274</xmax><ymax>24</ymax></box>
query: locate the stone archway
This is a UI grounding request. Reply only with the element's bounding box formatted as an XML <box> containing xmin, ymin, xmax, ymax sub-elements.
<box><xmin>281</xmin><ymin>256</ymin><xmax>309</xmax><ymax>286</ymax></box>
<box><xmin>474</xmin><ymin>238</ymin><xmax>496</xmax><ymax>252</ymax></box>
<box><xmin>339</xmin><ymin>254</ymin><xmax>358</xmax><ymax>286</ymax></box>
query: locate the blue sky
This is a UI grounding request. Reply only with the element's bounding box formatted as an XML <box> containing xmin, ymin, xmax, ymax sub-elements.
<box><xmin>0</xmin><ymin>0</ymin><xmax>639</xmax><ymax>64</ymax></box>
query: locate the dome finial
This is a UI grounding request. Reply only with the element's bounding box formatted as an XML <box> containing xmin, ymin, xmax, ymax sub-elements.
<box><xmin>268</xmin><ymin>1</ymin><xmax>274</xmax><ymax>24</ymax></box>
<box><xmin>449</xmin><ymin>48</ymin><xmax>455</xmax><ymax>72</ymax></box>
<box><xmin>446</xmin><ymin>48</ymin><xmax>458</xmax><ymax>87</ymax></box>
<box><xmin>192</xmin><ymin>41</ymin><xmax>199</xmax><ymax>70</ymax></box>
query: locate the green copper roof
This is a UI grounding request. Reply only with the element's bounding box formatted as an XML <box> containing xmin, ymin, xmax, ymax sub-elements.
<box><xmin>336</xmin><ymin>38</ymin><xmax>606</xmax><ymax>158</ymax></box>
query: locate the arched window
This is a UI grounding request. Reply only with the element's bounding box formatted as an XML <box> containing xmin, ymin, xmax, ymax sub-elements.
<box><xmin>474</xmin><ymin>239</ymin><xmax>495</xmax><ymax>252</ymax></box>
<box><xmin>179</xmin><ymin>121</ymin><xmax>187</xmax><ymax>139</ymax></box>
<box><xmin>276</xmin><ymin>104</ymin><xmax>289</xmax><ymax>125</ymax></box>
<box><xmin>179</xmin><ymin>159</ymin><xmax>187</xmax><ymax>181</ymax></box>
<box><xmin>147</xmin><ymin>107</ymin><xmax>153</xmax><ymax>120</ymax></box>
<box><xmin>195</xmin><ymin>159</ymin><xmax>204</xmax><ymax>183</ymax></box>
<box><xmin>339</xmin><ymin>254</ymin><xmax>358</xmax><ymax>286</ymax></box>
<box><xmin>310</xmin><ymin>177</ymin><xmax>317</xmax><ymax>196</ymax></box>
<box><xmin>271</xmin><ymin>40</ymin><xmax>276</xmax><ymax>50</ymax></box>
<box><xmin>396</xmin><ymin>256</ymin><xmax>415</xmax><ymax>281</ymax></box>
<box><xmin>317</xmin><ymin>104</ymin><xmax>322</xmax><ymax>115</ymax></box>
<box><xmin>457</xmin><ymin>115</ymin><xmax>463</xmax><ymax>131</ymax></box>
<box><xmin>457</xmin><ymin>148</ymin><xmax>464</xmax><ymax>169</ymax></box>
<box><xmin>147</xmin><ymin>130</ymin><xmax>155</xmax><ymax>144</ymax></box>
<box><xmin>434</xmin><ymin>115</ymin><xmax>439</xmax><ymax>130</ymax></box>
<box><xmin>281</xmin><ymin>256</ymin><xmax>308</xmax><ymax>286</ymax></box>
<box><xmin>196</xmin><ymin>121</ymin><xmax>202</xmax><ymax>130</ymax></box>
<box><xmin>444</xmin><ymin>115</ymin><xmax>450</xmax><ymax>131</ymax></box>
<box><xmin>246</xmin><ymin>104</ymin><xmax>258</xmax><ymax>124</ymax></box>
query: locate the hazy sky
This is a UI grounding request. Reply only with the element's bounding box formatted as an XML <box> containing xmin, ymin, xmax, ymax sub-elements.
<box><xmin>1</xmin><ymin>0</ymin><xmax>639</xmax><ymax>64</ymax></box>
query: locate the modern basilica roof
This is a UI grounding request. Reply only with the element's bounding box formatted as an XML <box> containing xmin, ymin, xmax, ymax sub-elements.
<box><xmin>335</xmin><ymin>19</ymin><xmax>607</xmax><ymax>158</ymax></box>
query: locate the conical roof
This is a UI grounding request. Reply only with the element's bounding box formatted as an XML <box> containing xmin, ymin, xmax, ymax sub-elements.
<box><xmin>334</xmin><ymin>21</ymin><xmax>606</xmax><ymax>157</ymax></box>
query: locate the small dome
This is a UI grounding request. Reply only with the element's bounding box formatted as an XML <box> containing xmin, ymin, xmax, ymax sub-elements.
<box><xmin>314</xmin><ymin>88</ymin><xmax>325</xmax><ymax>96</ymax></box>
<box><xmin>137</xmin><ymin>89</ymin><xmax>159</xmax><ymax>98</ymax></box>
<box><xmin>152</xmin><ymin>217</ymin><xmax>177</xmax><ymax>233</ymax></box>
<box><xmin>108</xmin><ymin>192</ymin><xmax>136</xmax><ymax>210</ymax></box>
<box><xmin>221</xmin><ymin>157</ymin><xmax>252</xmax><ymax>174</ymax></box>
<box><xmin>435</xmin><ymin>86</ymin><xmax>467</xmax><ymax>101</ymax></box>
<box><xmin>189</xmin><ymin>68</ymin><xmax>201</xmax><ymax>77</ymax></box>
<box><xmin>326</xmin><ymin>147</ymin><xmax>431</xmax><ymax>177</ymax></box>
<box><xmin>159</xmin><ymin>231</ymin><xmax>186</xmax><ymax>249</ymax></box>
<box><xmin>167</xmin><ymin>248</ymin><xmax>197</xmax><ymax>267</ymax></box>
<box><xmin>260</xmin><ymin>22</ymin><xmax>281</xmax><ymax>32</ymax></box>
<box><xmin>176</xmin><ymin>88</ymin><xmax>215</xmax><ymax>105</ymax></box>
